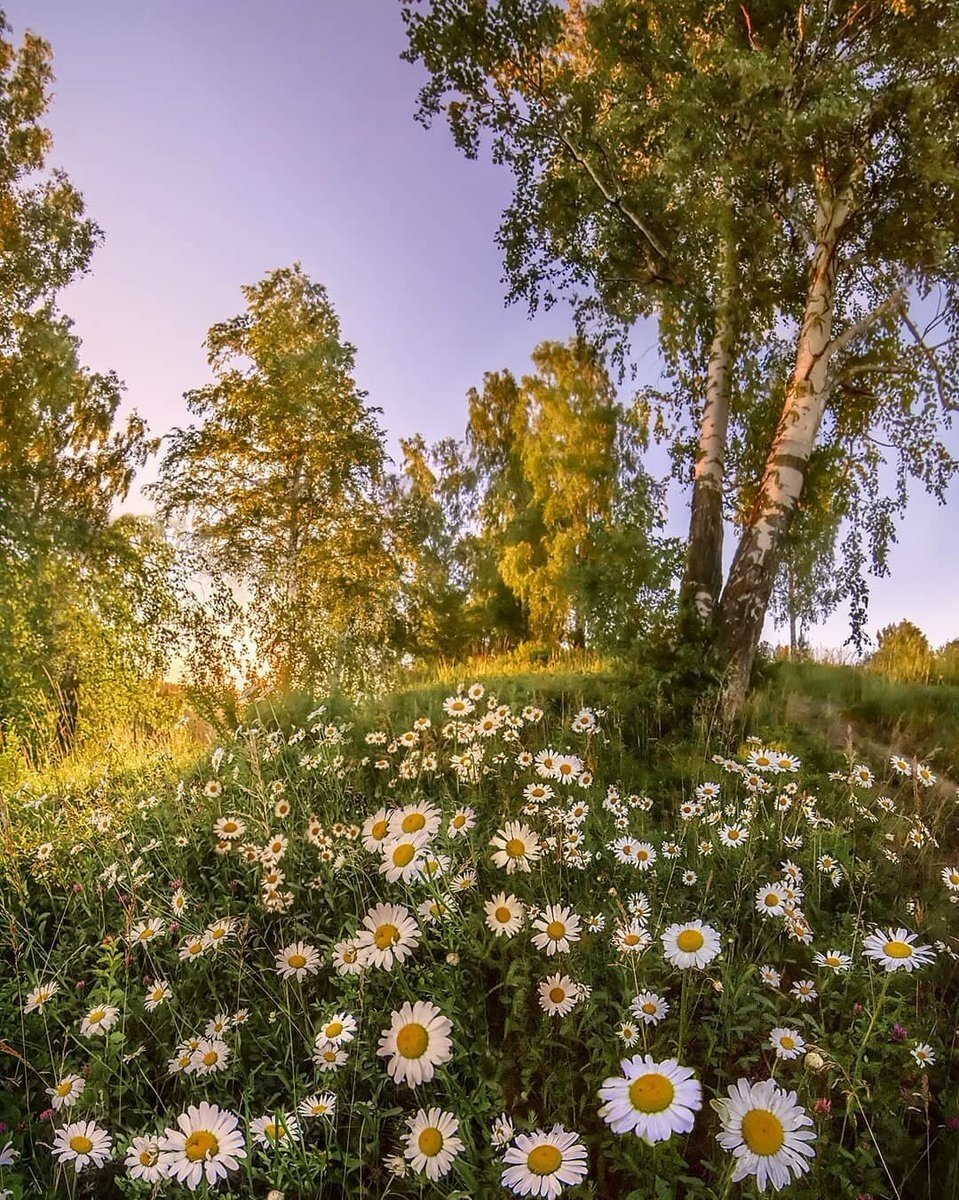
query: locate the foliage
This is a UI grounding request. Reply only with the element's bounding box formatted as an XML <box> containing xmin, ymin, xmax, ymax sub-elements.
<box><xmin>869</xmin><ymin>621</ymin><xmax>935</xmax><ymax>685</ymax></box>
<box><xmin>151</xmin><ymin>265</ymin><xmax>400</xmax><ymax>696</ymax></box>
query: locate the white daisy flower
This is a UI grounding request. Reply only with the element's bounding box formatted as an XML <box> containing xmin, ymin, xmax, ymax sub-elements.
<box><xmin>661</xmin><ymin>921</ymin><xmax>722</xmax><ymax>970</ymax></box>
<box><xmin>598</xmin><ymin>1054</ymin><xmax>702</xmax><ymax>1144</ymax></box>
<box><xmin>298</xmin><ymin>1092</ymin><xmax>336</xmax><ymax>1119</ymax></box>
<box><xmin>538</xmin><ymin>973</ymin><xmax>582</xmax><ymax>1016</ymax></box>
<box><xmin>862</xmin><ymin>927</ymin><xmax>936</xmax><ymax>972</ymax></box>
<box><xmin>630</xmin><ymin>992</ymin><xmax>669</xmax><ymax>1026</ymax></box>
<box><xmin>46</xmin><ymin>1073</ymin><xmax>85</xmax><ymax>1111</ymax></box>
<box><xmin>250</xmin><ymin>1112</ymin><xmax>299</xmax><ymax>1149</ymax></box>
<box><xmin>768</xmin><ymin>1028</ymin><xmax>805</xmax><ymax>1060</ymax></box>
<box><xmin>125</xmin><ymin>1135</ymin><xmax>162</xmax><ymax>1182</ymax></box>
<box><xmin>403</xmin><ymin>1107</ymin><xmax>464</xmax><ymax>1181</ymax></box>
<box><xmin>317</xmin><ymin>1012</ymin><xmax>356</xmax><ymax>1046</ymax></box>
<box><xmin>275</xmin><ymin>941</ymin><xmax>321</xmax><ymax>981</ymax></box>
<box><xmin>80</xmin><ymin>1004</ymin><xmax>120</xmax><ymax>1038</ymax></box>
<box><xmin>377</xmin><ymin>1000</ymin><xmax>453</xmax><ymax>1087</ymax></box>
<box><xmin>531</xmin><ymin>904</ymin><xmax>581</xmax><ymax>956</ymax></box>
<box><xmin>716</xmin><ymin>1078</ymin><xmax>816</xmax><ymax>1191</ymax></box>
<box><xmin>356</xmin><ymin>902</ymin><xmax>421</xmax><ymax>970</ymax></box>
<box><xmin>490</xmin><ymin>822</ymin><xmax>542</xmax><ymax>873</ymax></box>
<box><xmin>501</xmin><ymin>1125</ymin><xmax>588</xmax><ymax>1197</ymax></box>
<box><xmin>144</xmin><ymin>980</ymin><xmax>172</xmax><ymax>1011</ymax></box>
<box><xmin>52</xmin><ymin>1120</ymin><xmax>113</xmax><ymax>1172</ymax></box>
<box><xmin>484</xmin><ymin>892</ymin><xmax>526</xmax><ymax>938</ymax></box>
<box><xmin>158</xmin><ymin>1102</ymin><xmax>247</xmax><ymax>1191</ymax></box>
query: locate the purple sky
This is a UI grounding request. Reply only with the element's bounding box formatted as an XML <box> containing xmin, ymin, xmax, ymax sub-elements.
<box><xmin>7</xmin><ymin>0</ymin><xmax>957</xmax><ymax>652</ymax></box>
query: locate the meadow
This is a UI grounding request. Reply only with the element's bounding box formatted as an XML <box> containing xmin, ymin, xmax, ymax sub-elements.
<box><xmin>2</xmin><ymin>669</ymin><xmax>958</xmax><ymax>1199</ymax></box>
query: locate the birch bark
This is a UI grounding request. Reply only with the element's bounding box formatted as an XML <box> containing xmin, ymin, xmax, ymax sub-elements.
<box><xmin>715</xmin><ymin>178</ymin><xmax>855</xmax><ymax>720</ymax></box>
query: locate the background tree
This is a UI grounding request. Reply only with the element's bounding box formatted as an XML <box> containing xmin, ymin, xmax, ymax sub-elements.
<box><xmin>152</xmin><ymin>265</ymin><xmax>399</xmax><ymax>694</ymax></box>
<box><xmin>870</xmin><ymin>620</ymin><xmax>934</xmax><ymax>685</ymax></box>
<box><xmin>0</xmin><ymin>16</ymin><xmax>159</xmax><ymax>758</ymax></box>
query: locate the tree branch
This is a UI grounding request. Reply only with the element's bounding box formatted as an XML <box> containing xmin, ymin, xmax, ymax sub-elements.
<box><xmin>826</xmin><ymin>288</ymin><xmax>907</xmax><ymax>360</ymax></box>
<box><xmin>901</xmin><ymin>306</ymin><xmax>956</xmax><ymax>412</ymax></box>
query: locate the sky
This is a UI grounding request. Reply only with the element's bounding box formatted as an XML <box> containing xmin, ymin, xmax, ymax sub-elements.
<box><xmin>6</xmin><ymin>0</ymin><xmax>958</xmax><ymax>653</ymax></box>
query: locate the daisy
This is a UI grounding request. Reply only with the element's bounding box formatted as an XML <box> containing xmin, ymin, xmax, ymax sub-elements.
<box><xmin>298</xmin><ymin>1092</ymin><xmax>336</xmax><ymax>1119</ymax></box>
<box><xmin>538</xmin><ymin>974</ymin><xmax>581</xmax><ymax>1016</ymax></box>
<box><xmin>379</xmin><ymin>830</ymin><xmax>430</xmax><ymax>882</ymax></box>
<box><xmin>52</xmin><ymin>1120</ymin><xmax>113</xmax><ymax>1172</ymax></box>
<box><xmin>940</xmin><ymin>866</ymin><xmax>959</xmax><ymax>892</ymax></box>
<box><xmin>331</xmin><ymin>936</ymin><xmax>364</xmax><ymax>975</ymax></box>
<box><xmin>443</xmin><ymin>695</ymin><xmax>474</xmax><ymax>717</ymax></box>
<box><xmin>275</xmin><ymin>941</ymin><xmax>321</xmax><ymax>981</ymax></box>
<box><xmin>915</xmin><ymin>764</ymin><xmax>936</xmax><ymax>787</ymax></box>
<box><xmin>46</xmin><ymin>1073</ymin><xmax>85</xmax><ymax>1111</ymax></box>
<box><xmin>849</xmin><ymin>765</ymin><xmax>874</xmax><ymax>789</ymax></box>
<box><xmin>755</xmin><ymin>884</ymin><xmax>788</xmax><ymax>918</ymax></box>
<box><xmin>125</xmin><ymin>1135</ymin><xmax>163</xmax><ymax>1182</ymax></box>
<box><xmin>492</xmin><ymin>1113</ymin><xmax>516</xmax><ymax>1147</ymax></box>
<box><xmin>490</xmin><ymin>822</ymin><xmax>542</xmax><ymax>873</ymax></box>
<box><xmin>158</xmin><ymin>1102</ymin><xmax>247</xmax><ymax>1191</ymax></box>
<box><xmin>250</xmin><ymin>1113</ymin><xmax>299</xmax><ymax>1149</ymax></box>
<box><xmin>812</xmin><ymin>949</ymin><xmax>851</xmax><ymax>974</ymax></box>
<box><xmin>890</xmin><ymin>754</ymin><xmax>912</xmax><ymax>776</ymax></box>
<box><xmin>377</xmin><ymin>1000</ymin><xmax>453</xmax><ymax>1087</ymax></box>
<box><xmin>790</xmin><ymin>980</ymin><xmax>817</xmax><ymax>1004</ymax></box>
<box><xmin>598</xmin><ymin>1055</ymin><xmax>702</xmax><ymax>1144</ymax></box>
<box><xmin>313</xmin><ymin>1043</ymin><xmax>349</xmax><ymax>1072</ymax></box>
<box><xmin>356</xmin><ymin>902</ymin><xmax>421</xmax><ymax>970</ymax></box>
<box><xmin>630</xmin><ymin>992</ymin><xmax>669</xmax><ymax>1025</ymax></box>
<box><xmin>317</xmin><ymin>1012</ymin><xmax>356</xmax><ymax>1046</ymax></box>
<box><xmin>661</xmin><ymin>921</ymin><xmax>722</xmax><ymax>970</ymax></box>
<box><xmin>613</xmin><ymin>921</ymin><xmax>651</xmax><ymax>955</ymax></box>
<box><xmin>448</xmin><ymin>806</ymin><xmax>476</xmax><ymax>837</ymax></box>
<box><xmin>190</xmin><ymin>1038</ymin><xmax>230</xmax><ymax>1076</ymax></box>
<box><xmin>768</xmin><ymin>1028</ymin><xmax>805</xmax><ymax>1060</ymax></box>
<box><xmin>617</xmin><ymin>1021</ymin><xmax>640</xmax><ymax>1046</ymax></box>
<box><xmin>361</xmin><ymin>807</ymin><xmax>394</xmax><ymax>854</ymax></box>
<box><xmin>80</xmin><ymin>1004</ymin><xmax>120</xmax><ymax>1038</ymax></box>
<box><xmin>205</xmin><ymin>1012</ymin><xmax>232</xmax><ymax>1037</ymax></box>
<box><xmin>484</xmin><ymin>892</ymin><xmax>526</xmax><ymax>938</ymax></box>
<box><xmin>501</xmin><ymin>1125</ymin><xmax>588</xmax><ymax>1198</ymax></box>
<box><xmin>632</xmin><ymin>841</ymin><xmax>657</xmax><ymax>870</ymax></box>
<box><xmin>23</xmin><ymin>981</ymin><xmax>60</xmax><ymax>1014</ymax></box>
<box><xmin>203</xmin><ymin>916</ymin><xmax>238</xmax><ymax>948</ymax></box>
<box><xmin>719</xmin><ymin>823</ymin><xmax>748</xmax><ymax>848</ymax></box>
<box><xmin>716</xmin><ymin>1078</ymin><xmax>816</xmax><ymax>1191</ymax></box>
<box><xmin>531</xmin><ymin>904</ymin><xmax>582</xmax><ymax>956</ymax></box>
<box><xmin>144</xmin><ymin>980</ymin><xmax>172</xmax><ymax>1011</ymax></box>
<box><xmin>403</xmin><ymin>1107</ymin><xmax>464</xmax><ymax>1181</ymax></box>
<box><xmin>128</xmin><ymin>917</ymin><xmax>167</xmax><ymax>945</ymax></box>
<box><xmin>213</xmin><ymin>815</ymin><xmax>245</xmax><ymax>840</ymax></box>
<box><xmin>862</xmin><ymin>927</ymin><xmax>936</xmax><ymax>973</ymax></box>
<box><xmin>911</xmin><ymin>1042</ymin><xmax>935</xmax><ymax>1068</ymax></box>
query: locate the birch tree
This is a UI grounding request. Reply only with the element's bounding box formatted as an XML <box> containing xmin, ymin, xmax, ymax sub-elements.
<box><xmin>402</xmin><ymin>0</ymin><xmax>959</xmax><ymax>716</ymax></box>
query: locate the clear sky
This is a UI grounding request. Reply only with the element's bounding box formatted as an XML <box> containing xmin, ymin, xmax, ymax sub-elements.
<box><xmin>6</xmin><ymin>0</ymin><xmax>957</xmax><ymax>653</ymax></box>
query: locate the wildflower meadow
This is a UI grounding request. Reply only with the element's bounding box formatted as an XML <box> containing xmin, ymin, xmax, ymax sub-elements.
<box><xmin>3</xmin><ymin>682</ymin><xmax>958</xmax><ymax>1198</ymax></box>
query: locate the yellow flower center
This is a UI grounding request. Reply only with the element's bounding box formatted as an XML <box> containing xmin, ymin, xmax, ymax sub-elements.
<box><xmin>624</xmin><ymin>933</ymin><xmax>641</xmax><ymax>946</ymax></box>
<box><xmin>548</xmin><ymin>986</ymin><xmax>567</xmax><ymax>1004</ymax></box>
<box><xmin>185</xmin><ymin>1130</ymin><xmax>220</xmax><ymax>1162</ymax></box>
<box><xmin>57</xmin><ymin>1080</ymin><xmax>74</xmax><ymax>1097</ymax></box>
<box><xmin>264</xmin><ymin>1122</ymin><xmax>281</xmax><ymax>1140</ymax></box>
<box><xmin>395</xmin><ymin>1022</ymin><xmax>429</xmax><ymax>1059</ymax></box>
<box><xmin>140</xmin><ymin>927</ymin><xmax>155</xmax><ymax>939</ymax></box>
<box><xmin>202</xmin><ymin>1051</ymin><xmax>219</xmax><ymax>1066</ymax></box>
<box><xmin>343</xmin><ymin>947</ymin><xmax>357</xmax><ymax>963</ymax></box>
<box><xmin>374</xmin><ymin>923</ymin><xmax>399</xmax><ymax>949</ymax></box>
<box><xmin>950</xmin><ymin>873</ymin><xmax>959</xmax><ymax>885</ymax></box>
<box><xmin>676</xmin><ymin>929</ymin><xmax>704</xmax><ymax>953</ymax></box>
<box><xmin>325</xmin><ymin>1021</ymin><xmax>344</xmax><ymax>1038</ymax></box>
<box><xmin>288</xmin><ymin>953</ymin><xmax>307</xmax><ymax>969</ymax></box>
<box><xmin>189</xmin><ymin>942</ymin><xmax>203</xmax><ymax>954</ymax></box>
<box><xmin>69</xmin><ymin>1135</ymin><xmax>94</xmax><ymax>1155</ymax></box>
<box><xmin>139</xmin><ymin>1148</ymin><xmax>158</xmax><ymax>1166</ymax></box>
<box><xmin>403</xmin><ymin>812</ymin><xmax>427</xmax><ymax>833</ymax></box>
<box><xmin>641</xmin><ymin>1002</ymin><xmax>657</xmax><ymax>1015</ymax></box>
<box><xmin>527</xmin><ymin>1144</ymin><xmax>563</xmax><ymax>1175</ymax></box>
<box><xmin>371</xmin><ymin>819</ymin><xmax>389</xmax><ymax>840</ymax></box>
<box><xmin>780</xmin><ymin>1035</ymin><xmax>796</xmax><ymax>1050</ymax></box>
<box><xmin>764</xmin><ymin>894</ymin><xmax>779</xmax><ymax>907</ymax></box>
<box><xmin>392</xmin><ymin>843</ymin><xmax>416</xmax><ymax>868</ymax></box>
<box><xmin>629</xmin><ymin>1072</ymin><xmax>675</xmax><ymax>1113</ymax></box>
<box><xmin>223</xmin><ymin>822</ymin><xmax>237</xmax><ymax>833</ymax></box>
<box><xmin>452</xmin><ymin>814</ymin><xmax>466</xmax><ymax>828</ymax></box>
<box><xmin>741</xmin><ymin>1109</ymin><xmax>785</xmax><ymax>1156</ymax></box>
<box><xmin>546</xmin><ymin>921</ymin><xmax>566</xmax><ymax>940</ymax></box>
<box><xmin>728</xmin><ymin>829</ymin><xmax>741</xmax><ymax>840</ymax></box>
<box><xmin>884</xmin><ymin>940</ymin><xmax>913</xmax><ymax>959</ymax></box>
<box><xmin>418</xmin><ymin>1127</ymin><xmax>444</xmax><ymax>1156</ymax></box>
<box><xmin>495</xmin><ymin>906</ymin><xmax>512</xmax><ymax>924</ymax></box>
<box><xmin>506</xmin><ymin>837</ymin><xmax>526</xmax><ymax>857</ymax></box>
<box><xmin>88</xmin><ymin>1009</ymin><xmax>105</xmax><ymax>1023</ymax></box>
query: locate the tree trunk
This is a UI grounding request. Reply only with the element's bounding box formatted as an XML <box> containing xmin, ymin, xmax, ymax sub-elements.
<box><xmin>715</xmin><ymin>181</ymin><xmax>854</xmax><ymax>721</ymax></box>
<box><xmin>679</xmin><ymin>241</ymin><xmax>737</xmax><ymax>641</ymax></box>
